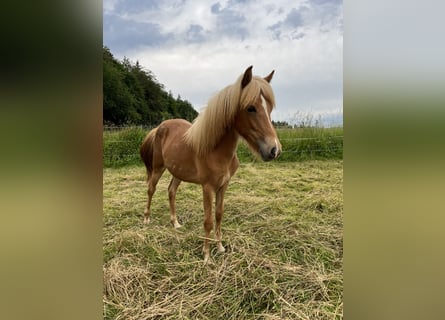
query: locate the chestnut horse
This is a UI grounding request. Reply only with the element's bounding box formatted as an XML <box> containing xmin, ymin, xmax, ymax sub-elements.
<box><xmin>140</xmin><ymin>66</ymin><xmax>281</xmax><ymax>263</ymax></box>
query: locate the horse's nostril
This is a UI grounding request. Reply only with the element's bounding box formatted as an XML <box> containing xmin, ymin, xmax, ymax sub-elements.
<box><xmin>270</xmin><ymin>147</ymin><xmax>277</xmax><ymax>157</ymax></box>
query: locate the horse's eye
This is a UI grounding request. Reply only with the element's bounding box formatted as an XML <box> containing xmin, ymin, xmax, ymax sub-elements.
<box><xmin>247</xmin><ymin>106</ymin><xmax>256</xmax><ymax>113</ymax></box>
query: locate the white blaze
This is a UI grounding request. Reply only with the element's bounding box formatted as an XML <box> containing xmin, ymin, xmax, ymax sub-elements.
<box><xmin>262</xmin><ymin>94</ymin><xmax>279</xmax><ymax>157</ymax></box>
<box><xmin>261</xmin><ymin>95</ymin><xmax>270</xmax><ymax>121</ymax></box>
<box><xmin>261</xmin><ymin>94</ymin><xmax>275</xmax><ymax>132</ymax></box>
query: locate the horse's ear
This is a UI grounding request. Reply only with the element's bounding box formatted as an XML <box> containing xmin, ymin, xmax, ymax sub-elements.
<box><xmin>264</xmin><ymin>70</ymin><xmax>275</xmax><ymax>83</ymax></box>
<box><xmin>241</xmin><ymin>65</ymin><xmax>253</xmax><ymax>89</ymax></box>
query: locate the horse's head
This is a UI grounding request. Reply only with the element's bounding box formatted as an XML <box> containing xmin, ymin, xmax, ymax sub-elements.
<box><xmin>235</xmin><ymin>66</ymin><xmax>282</xmax><ymax>161</ymax></box>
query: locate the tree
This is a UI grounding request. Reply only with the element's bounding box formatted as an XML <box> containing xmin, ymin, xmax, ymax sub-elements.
<box><xmin>103</xmin><ymin>46</ymin><xmax>198</xmax><ymax>126</ymax></box>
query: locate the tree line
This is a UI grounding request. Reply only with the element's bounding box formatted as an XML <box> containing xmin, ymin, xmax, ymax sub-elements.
<box><xmin>103</xmin><ymin>46</ymin><xmax>198</xmax><ymax>126</ymax></box>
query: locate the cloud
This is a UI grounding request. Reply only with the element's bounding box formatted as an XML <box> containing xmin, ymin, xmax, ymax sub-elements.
<box><xmin>130</xmin><ymin>29</ymin><xmax>342</xmax><ymax>115</ymax></box>
<box><xmin>285</xmin><ymin>7</ymin><xmax>305</xmax><ymax>28</ymax></box>
<box><xmin>110</xmin><ymin>0</ymin><xmax>160</xmax><ymax>14</ymax></box>
<box><xmin>103</xmin><ymin>0</ymin><xmax>343</xmax><ymax>123</ymax></box>
<box><xmin>186</xmin><ymin>24</ymin><xmax>206</xmax><ymax>43</ymax></box>
<box><xmin>210</xmin><ymin>2</ymin><xmax>249</xmax><ymax>40</ymax></box>
<box><xmin>268</xmin><ymin>7</ymin><xmax>306</xmax><ymax>40</ymax></box>
<box><xmin>311</xmin><ymin>0</ymin><xmax>343</xmax><ymax>5</ymax></box>
<box><xmin>103</xmin><ymin>13</ymin><xmax>173</xmax><ymax>54</ymax></box>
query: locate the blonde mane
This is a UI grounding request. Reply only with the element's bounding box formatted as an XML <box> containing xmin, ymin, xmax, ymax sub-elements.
<box><xmin>184</xmin><ymin>73</ymin><xmax>275</xmax><ymax>156</ymax></box>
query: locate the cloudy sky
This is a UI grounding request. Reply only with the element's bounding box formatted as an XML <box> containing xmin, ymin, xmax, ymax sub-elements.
<box><xmin>104</xmin><ymin>0</ymin><xmax>343</xmax><ymax>125</ymax></box>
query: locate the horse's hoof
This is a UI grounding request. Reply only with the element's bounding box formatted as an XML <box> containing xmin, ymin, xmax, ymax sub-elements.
<box><xmin>172</xmin><ymin>221</ymin><xmax>182</xmax><ymax>229</ymax></box>
<box><xmin>217</xmin><ymin>243</ymin><xmax>226</xmax><ymax>253</ymax></box>
<box><xmin>143</xmin><ymin>217</ymin><xmax>150</xmax><ymax>224</ymax></box>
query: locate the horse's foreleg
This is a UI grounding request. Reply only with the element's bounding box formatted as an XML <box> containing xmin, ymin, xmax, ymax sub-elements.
<box><xmin>168</xmin><ymin>177</ymin><xmax>182</xmax><ymax>228</ymax></box>
<box><xmin>144</xmin><ymin>169</ymin><xmax>164</xmax><ymax>224</ymax></box>
<box><xmin>215</xmin><ymin>182</ymin><xmax>229</xmax><ymax>253</ymax></box>
<box><xmin>202</xmin><ymin>184</ymin><xmax>214</xmax><ymax>263</ymax></box>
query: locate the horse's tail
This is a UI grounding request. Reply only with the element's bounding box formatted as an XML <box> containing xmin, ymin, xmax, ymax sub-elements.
<box><xmin>140</xmin><ymin>127</ymin><xmax>158</xmax><ymax>180</ymax></box>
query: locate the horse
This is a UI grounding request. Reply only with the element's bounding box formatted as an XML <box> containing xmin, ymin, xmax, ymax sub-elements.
<box><xmin>140</xmin><ymin>66</ymin><xmax>281</xmax><ymax>263</ymax></box>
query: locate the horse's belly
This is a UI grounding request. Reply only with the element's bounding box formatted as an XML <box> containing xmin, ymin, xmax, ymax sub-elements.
<box><xmin>166</xmin><ymin>162</ymin><xmax>200</xmax><ymax>184</ymax></box>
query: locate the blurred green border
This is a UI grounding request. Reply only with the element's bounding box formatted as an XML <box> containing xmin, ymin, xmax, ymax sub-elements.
<box><xmin>2</xmin><ymin>0</ymin><xmax>445</xmax><ymax>319</ymax></box>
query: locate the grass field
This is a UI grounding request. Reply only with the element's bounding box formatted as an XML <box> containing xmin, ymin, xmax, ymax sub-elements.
<box><xmin>103</xmin><ymin>126</ymin><xmax>343</xmax><ymax>167</ymax></box>
<box><xmin>103</xmin><ymin>161</ymin><xmax>343</xmax><ymax>319</ymax></box>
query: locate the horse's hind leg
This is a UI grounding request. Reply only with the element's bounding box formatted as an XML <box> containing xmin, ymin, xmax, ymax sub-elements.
<box><xmin>144</xmin><ymin>168</ymin><xmax>165</xmax><ymax>224</ymax></box>
<box><xmin>168</xmin><ymin>177</ymin><xmax>182</xmax><ymax>228</ymax></box>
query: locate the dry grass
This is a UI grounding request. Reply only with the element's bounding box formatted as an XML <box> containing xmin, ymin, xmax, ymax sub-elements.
<box><xmin>103</xmin><ymin>161</ymin><xmax>343</xmax><ymax>319</ymax></box>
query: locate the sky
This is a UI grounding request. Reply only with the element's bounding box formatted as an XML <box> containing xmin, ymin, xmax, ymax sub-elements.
<box><xmin>103</xmin><ymin>0</ymin><xmax>343</xmax><ymax>126</ymax></box>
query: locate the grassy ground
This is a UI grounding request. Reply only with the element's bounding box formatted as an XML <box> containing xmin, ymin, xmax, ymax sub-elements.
<box><xmin>103</xmin><ymin>161</ymin><xmax>343</xmax><ymax>319</ymax></box>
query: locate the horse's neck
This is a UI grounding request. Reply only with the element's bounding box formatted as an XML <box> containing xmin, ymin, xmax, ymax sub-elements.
<box><xmin>213</xmin><ymin>128</ymin><xmax>239</xmax><ymax>158</ymax></box>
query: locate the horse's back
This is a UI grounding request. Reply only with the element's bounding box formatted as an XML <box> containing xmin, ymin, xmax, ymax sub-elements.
<box><xmin>155</xmin><ymin>119</ymin><xmax>190</xmax><ymax>145</ymax></box>
<box><xmin>159</xmin><ymin>118</ymin><xmax>191</xmax><ymax>131</ymax></box>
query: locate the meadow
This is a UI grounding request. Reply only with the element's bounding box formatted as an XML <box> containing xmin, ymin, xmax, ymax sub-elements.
<box><xmin>103</xmin><ymin>160</ymin><xmax>343</xmax><ymax>319</ymax></box>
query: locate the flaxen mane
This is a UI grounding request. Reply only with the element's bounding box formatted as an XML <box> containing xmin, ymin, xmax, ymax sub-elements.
<box><xmin>184</xmin><ymin>74</ymin><xmax>275</xmax><ymax>155</ymax></box>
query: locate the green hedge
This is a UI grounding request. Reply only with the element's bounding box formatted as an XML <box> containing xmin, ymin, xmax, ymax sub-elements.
<box><xmin>103</xmin><ymin>126</ymin><xmax>343</xmax><ymax>167</ymax></box>
<box><xmin>103</xmin><ymin>127</ymin><xmax>148</xmax><ymax>167</ymax></box>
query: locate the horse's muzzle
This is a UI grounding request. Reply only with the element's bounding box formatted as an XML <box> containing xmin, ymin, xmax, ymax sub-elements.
<box><xmin>259</xmin><ymin>141</ymin><xmax>281</xmax><ymax>161</ymax></box>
